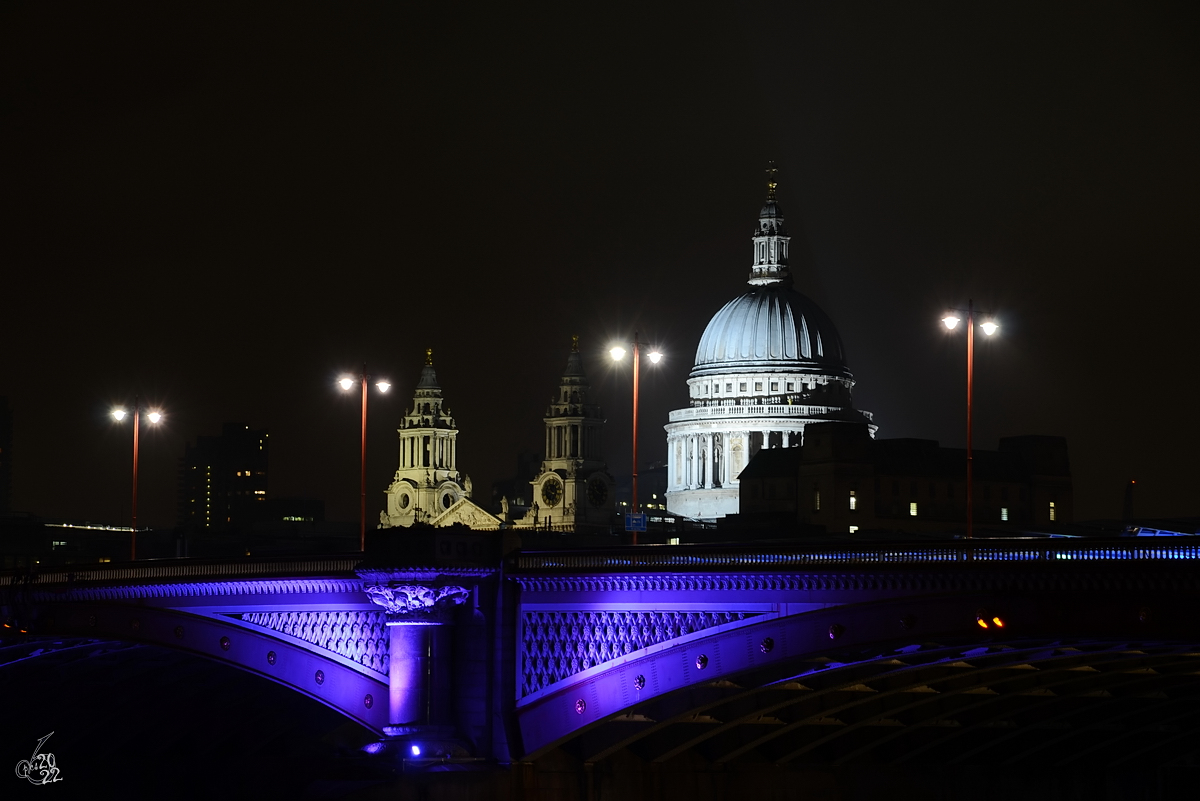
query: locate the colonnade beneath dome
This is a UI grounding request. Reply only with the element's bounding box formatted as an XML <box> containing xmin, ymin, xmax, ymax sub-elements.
<box><xmin>665</xmin><ymin>427</ymin><xmax>804</xmax><ymax>493</ymax></box>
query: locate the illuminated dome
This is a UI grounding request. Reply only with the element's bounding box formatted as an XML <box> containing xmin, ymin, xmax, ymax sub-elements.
<box><xmin>664</xmin><ymin>167</ymin><xmax>874</xmax><ymax>521</ymax></box>
<box><xmin>692</xmin><ymin>284</ymin><xmax>851</xmax><ymax>379</ymax></box>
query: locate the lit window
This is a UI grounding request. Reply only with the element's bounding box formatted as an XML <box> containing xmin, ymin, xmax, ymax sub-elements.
<box><xmin>1001</xmin><ymin>507</ymin><xmax>1009</xmax><ymax>521</ymax></box>
<box><xmin>668</xmin><ymin>537</ymin><xmax>680</xmax><ymax>545</ymax></box>
<box><xmin>1049</xmin><ymin>501</ymin><xmax>1057</xmax><ymax>522</ymax></box>
<box><xmin>909</xmin><ymin>502</ymin><xmax>918</xmax><ymax>517</ymax></box>
<box><xmin>770</xmin><ymin>382</ymin><xmax>779</xmax><ymax>392</ymax></box>
<box><xmin>726</xmin><ymin>383</ymin><xmax>733</xmax><ymax>392</ymax></box>
<box><xmin>739</xmin><ymin>383</ymin><xmax>747</xmax><ymax>392</ymax></box>
<box><xmin>849</xmin><ymin>490</ymin><xmax>857</xmax><ymax>511</ymax></box>
<box><xmin>254</xmin><ymin>490</ymin><xmax>266</xmax><ymax>495</ymax></box>
<box><xmin>849</xmin><ymin>526</ymin><xmax>858</xmax><ymax>534</ymax></box>
<box><xmin>786</xmin><ymin>382</ymin><xmax>794</xmax><ymax>391</ymax></box>
<box><xmin>814</xmin><ymin>490</ymin><xmax>821</xmax><ymax>511</ymax></box>
<box><xmin>754</xmin><ymin>382</ymin><xmax>763</xmax><ymax>391</ymax></box>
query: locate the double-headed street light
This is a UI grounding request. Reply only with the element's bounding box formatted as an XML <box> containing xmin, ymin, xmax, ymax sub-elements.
<box><xmin>610</xmin><ymin>334</ymin><xmax>662</xmax><ymax>543</ymax></box>
<box><xmin>339</xmin><ymin>365</ymin><xmax>391</xmax><ymax>551</ymax></box>
<box><xmin>111</xmin><ymin>397</ymin><xmax>165</xmax><ymax>560</ymax></box>
<box><xmin>942</xmin><ymin>299</ymin><xmax>998</xmax><ymax>539</ymax></box>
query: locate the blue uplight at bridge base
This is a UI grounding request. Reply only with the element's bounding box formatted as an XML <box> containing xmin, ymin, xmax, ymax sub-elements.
<box><xmin>361</xmin><ymin>741</ymin><xmax>386</xmax><ymax>755</ymax></box>
<box><xmin>410</xmin><ymin>744</ymin><xmax>421</xmax><ymax>757</ymax></box>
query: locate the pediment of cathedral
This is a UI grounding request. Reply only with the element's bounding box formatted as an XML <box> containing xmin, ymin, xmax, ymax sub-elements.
<box><xmin>430</xmin><ymin>497</ymin><xmax>503</xmax><ymax>530</ymax></box>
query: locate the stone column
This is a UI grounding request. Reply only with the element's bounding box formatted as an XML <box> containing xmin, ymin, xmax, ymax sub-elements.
<box><xmin>782</xmin><ymin>430</ymin><xmax>790</xmax><ymax>448</ymax></box>
<box><xmin>364</xmin><ymin>584</ymin><xmax>469</xmax><ymax>736</ymax></box>
<box><xmin>691</xmin><ymin>438</ymin><xmax>700</xmax><ymax>489</ymax></box>
<box><xmin>704</xmin><ymin>432</ymin><xmax>714</xmax><ymax>489</ymax></box>
<box><xmin>389</xmin><ymin>624</ymin><xmax>429</xmax><ymax>726</ymax></box>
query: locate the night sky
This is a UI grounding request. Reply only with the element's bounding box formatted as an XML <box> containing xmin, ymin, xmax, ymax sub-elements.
<box><xmin>4</xmin><ymin>3</ymin><xmax>1198</xmax><ymax>529</ymax></box>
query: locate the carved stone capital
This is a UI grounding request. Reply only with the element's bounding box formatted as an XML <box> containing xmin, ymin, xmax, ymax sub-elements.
<box><xmin>364</xmin><ymin>583</ymin><xmax>469</xmax><ymax>625</ymax></box>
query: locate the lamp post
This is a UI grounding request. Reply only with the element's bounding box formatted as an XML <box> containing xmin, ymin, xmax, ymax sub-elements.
<box><xmin>111</xmin><ymin>397</ymin><xmax>164</xmax><ymax>560</ymax></box>
<box><xmin>610</xmin><ymin>334</ymin><xmax>662</xmax><ymax>543</ymax></box>
<box><xmin>941</xmin><ymin>300</ymin><xmax>998</xmax><ymax>539</ymax></box>
<box><xmin>339</xmin><ymin>365</ymin><xmax>391</xmax><ymax>551</ymax></box>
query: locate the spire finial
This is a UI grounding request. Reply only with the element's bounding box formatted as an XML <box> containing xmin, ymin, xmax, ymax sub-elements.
<box><xmin>766</xmin><ymin>161</ymin><xmax>778</xmax><ymax>202</ymax></box>
<box><xmin>571</xmin><ymin>334</ymin><xmax>579</xmax><ymax>353</ymax></box>
<box><xmin>425</xmin><ymin>348</ymin><xmax>433</xmax><ymax>366</ymax></box>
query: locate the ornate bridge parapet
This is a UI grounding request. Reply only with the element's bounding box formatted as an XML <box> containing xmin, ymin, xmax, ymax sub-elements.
<box><xmin>508</xmin><ymin>540</ymin><xmax>1200</xmax><ymax>759</ymax></box>
<box><xmin>7</xmin><ymin>557</ymin><xmax>496</xmax><ymax>740</ymax></box>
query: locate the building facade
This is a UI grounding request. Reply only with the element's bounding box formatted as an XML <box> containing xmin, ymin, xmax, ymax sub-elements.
<box><xmin>178</xmin><ymin>423</ymin><xmax>269</xmax><ymax>529</ymax></box>
<box><xmin>665</xmin><ymin>171</ymin><xmax>874</xmax><ymax>520</ymax></box>
<box><xmin>738</xmin><ymin>421</ymin><xmax>1073</xmax><ymax>534</ymax></box>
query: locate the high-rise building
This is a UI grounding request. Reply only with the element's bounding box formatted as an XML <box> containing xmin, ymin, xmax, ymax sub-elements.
<box><xmin>665</xmin><ymin>169</ymin><xmax>875</xmax><ymax>520</ymax></box>
<box><xmin>0</xmin><ymin>396</ymin><xmax>11</xmax><ymax>514</ymax></box>
<box><xmin>178</xmin><ymin>423</ymin><xmax>269</xmax><ymax>529</ymax></box>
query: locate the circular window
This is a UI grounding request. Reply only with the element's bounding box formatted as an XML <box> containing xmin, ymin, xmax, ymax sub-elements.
<box><xmin>399</xmin><ymin>493</ymin><xmax>410</xmax><ymax>509</ymax></box>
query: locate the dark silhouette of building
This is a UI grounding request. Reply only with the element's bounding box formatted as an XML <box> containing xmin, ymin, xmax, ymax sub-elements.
<box><xmin>738</xmin><ymin>421</ymin><xmax>1072</xmax><ymax>535</ymax></box>
<box><xmin>0</xmin><ymin>396</ymin><xmax>11</xmax><ymax>514</ymax></box>
<box><xmin>178</xmin><ymin>423</ymin><xmax>269</xmax><ymax>529</ymax></box>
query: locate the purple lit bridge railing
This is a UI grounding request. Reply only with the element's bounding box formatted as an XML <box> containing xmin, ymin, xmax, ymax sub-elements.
<box><xmin>7</xmin><ymin>539</ymin><xmax>1200</xmax><ymax>767</ymax></box>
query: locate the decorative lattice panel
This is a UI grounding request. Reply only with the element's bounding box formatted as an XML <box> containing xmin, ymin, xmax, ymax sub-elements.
<box><xmin>521</xmin><ymin>610</ymin><xmax>759</xmax><ymax>696</ymax></box>
<box><xmin>237</xmin><ymin>611</ymin><xmax>389</xmax><ymax>676</ymax></box>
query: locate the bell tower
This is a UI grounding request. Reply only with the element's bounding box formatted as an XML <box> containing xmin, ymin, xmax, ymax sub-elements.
<box><xmin>528</xmin><ymin>337</ymin><xmax>615</xmax><ymax>530</ymax></box>
<box><xmin>382</xmin><ymin>349</ymin><xmax>472</xmax><ymax>527</ymax></box>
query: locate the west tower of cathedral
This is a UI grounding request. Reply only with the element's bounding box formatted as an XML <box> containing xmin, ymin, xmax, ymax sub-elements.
<box><xmin>380</xmin><ymin>350</ymin><xmax>501</xmax><ymax>530</ymax></box>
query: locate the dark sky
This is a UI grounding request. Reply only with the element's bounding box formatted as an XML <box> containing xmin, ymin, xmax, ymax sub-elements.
<box><xmin>4</xmin><ymin>2</ymin><xmax>1198</xmax><ymax>528</ymax></box>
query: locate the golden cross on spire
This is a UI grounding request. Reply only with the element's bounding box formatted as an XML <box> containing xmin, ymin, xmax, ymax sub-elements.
<box><xmin>766</xmin><ymin>161</ymin><xmax>778</xmax><ymax>201</ymax></box>
<box><xmin>571</xmin><ymin>334</ymin><xmax>580</xmax><ymax>352</ymax></box>
<box><xmin>425</xmin><ymin>348</ymin><xmax>433</xmax><ymax>365</ymax></box>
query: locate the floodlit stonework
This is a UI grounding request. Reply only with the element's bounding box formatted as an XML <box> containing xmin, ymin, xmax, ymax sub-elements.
<box><xmin>664</xmin><ymin>171</ymin><xmax>875</xmax><ymax>520</ymax></box>
<box><xmin>380</xmin><ymin>350</ymin><xmax>501</xmax><ymax>530</ymax></box>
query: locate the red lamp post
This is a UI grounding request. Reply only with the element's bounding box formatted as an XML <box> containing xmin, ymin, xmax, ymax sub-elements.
<box><xmin>339</xmin><ymin>366</ymin><xmax>391</xmax><ymax>551</ymax></box>
<box><xmin>942</xmin><ymin>300</ymin><xmax>998</xmax><ymax>539</ymax></box>
<box><xmin>111</xmin><ymin>397</ymin><xmax>164</xmax><ymax>560</ymax></box>
<box><xmin>610</xmin><ymin>334</ymin><xmax>662</xmax><ymax>544</ymax></box>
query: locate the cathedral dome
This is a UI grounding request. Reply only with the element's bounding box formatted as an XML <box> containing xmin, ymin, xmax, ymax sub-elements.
<box><xmin>691</xmin><ymin>283</ymin><xmax>851</xmax><ymax>379</ymax></box>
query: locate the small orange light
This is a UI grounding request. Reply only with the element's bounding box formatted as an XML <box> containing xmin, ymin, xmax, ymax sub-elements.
<box><xmin>992</xmin><ymin>617</ymin><xmax>1004</xmax><ymax>628</ymax></box>
<box><xmin>976</xmin><ymin>618</ymin><xmax>989</xmax><ymax>629</ymax></box>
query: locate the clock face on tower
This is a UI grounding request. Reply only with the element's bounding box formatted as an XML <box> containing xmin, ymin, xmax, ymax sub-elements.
<box><xmin>541</xmin><ymin>477</ymin><xmax>563</xmax><ymax>507</ymax></box>
<box><xmin>587</xmin><ymin>477</ymin><xmax>608</xmax><ymax>507</ymax></box>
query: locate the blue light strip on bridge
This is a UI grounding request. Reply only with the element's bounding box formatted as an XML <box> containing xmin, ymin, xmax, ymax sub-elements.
<box><xmin>513</xmin><ymin>539</ymin><xmax>1200</xmax><ymax>571</ymax></box>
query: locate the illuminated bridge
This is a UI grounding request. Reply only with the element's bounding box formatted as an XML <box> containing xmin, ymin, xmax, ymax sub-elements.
<box><xmin>5</xmin><ymin>536</ymin><xmax>1200</xmax><ymax>796</ymax></box>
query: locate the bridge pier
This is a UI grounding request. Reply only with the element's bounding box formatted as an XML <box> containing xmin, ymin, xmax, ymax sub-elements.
<box><xmin>363</xmin><ymin>580</ymin><xmax>471</xmax><ymax>740</ymax></box>
<box><xmin>388</xmin><ymin>623</ymin><xmax>430</xmax><ymax>729</ymax></box>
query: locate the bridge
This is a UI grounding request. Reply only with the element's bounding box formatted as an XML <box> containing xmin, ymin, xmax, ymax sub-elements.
<box><xmin>5</xmin><ymin>536</ymin><xmax>1200</xmax><ymax>796</ymax></box>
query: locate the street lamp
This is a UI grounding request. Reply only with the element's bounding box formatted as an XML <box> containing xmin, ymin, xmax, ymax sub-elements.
<box><xmin>339</xmin><ymin>364</ymin><xmax>391</xmax><ymax>551</ymax></box>
<box><xmin>610</xmin><ymin>333</ymin><xmax>662</xmax><ymax>543</ymax></box>
<box><xmin>942</xmin><ymin>299</ymin><xmax>998</xmax><ymax>539</ymax></box>
<box><xmin>111</xmin><ymin>397</ymin><xmax>165</xmax><ymax>560</ymax></box>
